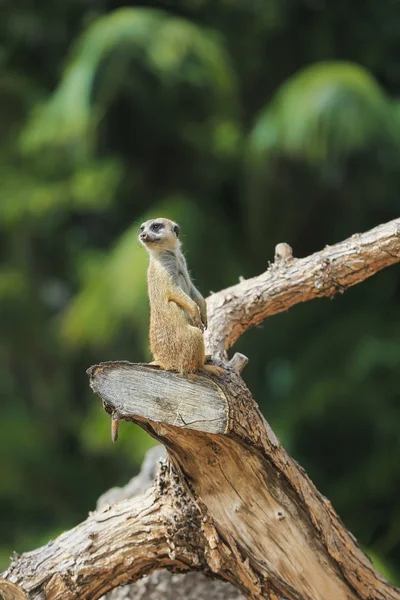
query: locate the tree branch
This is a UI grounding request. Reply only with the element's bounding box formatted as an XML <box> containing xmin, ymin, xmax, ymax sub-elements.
<box><xmin>0</xmin><ymin>462</ymin><xmax>210</xmax><ymax>600</ymax></box>
<box><xmin>205</xmin><ymin>218</ymin><xmax>400</xmax><ymax>358</ymax></box>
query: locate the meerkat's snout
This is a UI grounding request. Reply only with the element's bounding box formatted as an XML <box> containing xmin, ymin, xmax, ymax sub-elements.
<box><xmin>139</xmin><ymin>226</ymin><xmax>155</xmax><ymax>245</ymax></box>
<box><xmin>139</xmin><ymin>231</ymin><xmax>149</xmax><ymax>243</ymax></box>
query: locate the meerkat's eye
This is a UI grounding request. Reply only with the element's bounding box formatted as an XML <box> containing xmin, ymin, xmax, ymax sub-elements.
<box><xmin>151</xmin><ymin>222</ymin><xmax>163</xmax><ymax>232</ymax></box>
<box><xmin>173</xmin><ymin>224</ymin><xmax>179</xmax><ymax>237</ymax></box>
<box><xmin>139</xmin><ymin>225</ymin><xmax>145</xmax><ymax>232</ymax></box>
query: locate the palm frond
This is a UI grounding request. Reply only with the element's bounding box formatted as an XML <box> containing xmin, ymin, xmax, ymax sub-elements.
<box><xmin>21</xmin><ymin>8</ymin><xmax>236</xmax><ymax>157</ymax></box>
<box><xmin>248</xmin><ymin>61</ymin><xmax>397</xmax><ymax>164</ymax></box>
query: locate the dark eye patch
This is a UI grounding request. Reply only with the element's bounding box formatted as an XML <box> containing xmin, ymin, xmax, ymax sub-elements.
<box><xmin>173</xmin><ymin>224</ymin><xmax>179</xmax><ymax>237</ymax></box>
<box><xmin>139</xmin><ymin>225</ymin><xmax>145</xmax><ymax>232</ymax></box>
<box><xmin>151</xmin><ymin>222</ymin><xmax>163</xmax><ymax>231</ymax></box>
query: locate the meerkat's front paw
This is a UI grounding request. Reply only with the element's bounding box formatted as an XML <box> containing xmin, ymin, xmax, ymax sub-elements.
<box><xmin>192</xmin><ymin>308</ymin><xmax>204</xmax><ymax>331</ymax></box>
<box><xmin>202</xmin><ymin>363</ymin><xmax>224</xmax><ymax>376</ymax></box>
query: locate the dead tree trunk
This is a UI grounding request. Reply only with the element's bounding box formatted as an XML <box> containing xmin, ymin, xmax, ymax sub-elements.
<box><xmin>1</xmin><ymin>218</ymin><xmax>399</xmax><ymax>600</ymax></box>
<box><xmin>96</xmin><ymin>446</ymin><xmax>245</xmax><ymax>600</ymax></box>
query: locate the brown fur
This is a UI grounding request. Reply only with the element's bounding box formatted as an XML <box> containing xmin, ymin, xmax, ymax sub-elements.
<box><xmin>139</xmin><ymin>217</ymin><xmax>222</xmax><ymax>375</ymax></box>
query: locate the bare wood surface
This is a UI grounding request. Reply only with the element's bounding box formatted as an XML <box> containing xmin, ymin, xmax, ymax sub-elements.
<box><xmin>97</xmin><ymin>446</ymin><xmax>244</xmax><ymax>600</ymax></box>
<box><xmin>90</xmin><ymin>362</ymin><xmax>228</xmax><ymax>434</ymax></box>
<box><xmin>206</xmin><ymin>218</ymin><xmax>400</xmax><ymax>359</ymax></box>
<box><xmin>1</xmin><ymin>218</ymin><xmax>400</xmax><ymax>600</ymax></box>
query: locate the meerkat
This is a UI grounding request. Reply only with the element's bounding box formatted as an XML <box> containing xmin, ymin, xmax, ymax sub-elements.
<box><xmin>139</xmin><ymin>217</ymin><xmax>222</xmax><ymax>376</ymax></box>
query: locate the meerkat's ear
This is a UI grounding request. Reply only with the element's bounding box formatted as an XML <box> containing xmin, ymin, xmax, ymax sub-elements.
<box><xmin>173</xmin><ymin>224</ymin><xmax>180</xmax><ymax>237</ymax></box>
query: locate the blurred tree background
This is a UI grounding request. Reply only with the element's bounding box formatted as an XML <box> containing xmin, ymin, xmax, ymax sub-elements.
<box><xmin>1</xmin><ymin>0</ymin><xmax>400</xmax><ymax>584</ymax></box>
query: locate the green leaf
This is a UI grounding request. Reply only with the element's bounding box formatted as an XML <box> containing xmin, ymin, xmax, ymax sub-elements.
<box><xmin>248</xmin><ymin>61</ymin><xmax>397</xmax><ymax>164</ymax></box>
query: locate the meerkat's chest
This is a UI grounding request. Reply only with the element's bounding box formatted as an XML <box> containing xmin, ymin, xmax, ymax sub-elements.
<box><xmin>147</xmin><ymin>262</ymin><xmax>172</xmax><ymax>300</ymax></box>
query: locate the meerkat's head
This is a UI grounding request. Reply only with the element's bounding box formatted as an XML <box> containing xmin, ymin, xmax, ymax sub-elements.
<box><xmin>139</xmin><ymin>218</ymin><xmax>180</xmax><ymax>254</ymax></box>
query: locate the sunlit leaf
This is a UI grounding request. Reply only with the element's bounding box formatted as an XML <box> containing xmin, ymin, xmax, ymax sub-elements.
<box><xmin>248</xmin><ymin>62</ymin><xmax>398</xmax><ymax>165</ymax></box>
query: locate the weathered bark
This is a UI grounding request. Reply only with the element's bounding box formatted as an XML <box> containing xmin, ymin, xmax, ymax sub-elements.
<box><xmin>0</xmin><ymin>465</ymin><xmax>207</xmax><ymax>600</ymax></box>
<box><xmin>206</xmin><ymin>217</ymin><xmax>400</xmax><ymax>359</ymax></box>
<box><xmin>1</xmin><ymin>218</ymin><xmax>399</xmax><ymax>600</ymax></box>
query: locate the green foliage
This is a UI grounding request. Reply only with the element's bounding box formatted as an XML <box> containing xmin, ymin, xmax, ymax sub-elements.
<box><xmin>21</xmin><ymin>8</ymin><xmax>237</xmax><ymax>158</ymax></box>
<box><xmin>1</xmin><ymin>0</ymin><xmax>400</xmax><ymax>582</ymax></box>
<box><xmin>0</xmin><ymin>159</ymin><xmax>121</xmax><ymax>225</ymax></box>
<box><xmin>249</xmin><ymin>62</ymin><xmax>397</xmax><ymax>164</ymax></box>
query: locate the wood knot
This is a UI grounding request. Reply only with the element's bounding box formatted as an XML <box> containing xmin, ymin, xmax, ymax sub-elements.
<box><xmin>228</xmin><ymin>353</ymin><xmax>249</xmax><ymax>373</ymax></box>
<box><xmin>274</xmin><ymin>243</ymin><xmax>293</xmax><ymax>263</ymax></box>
